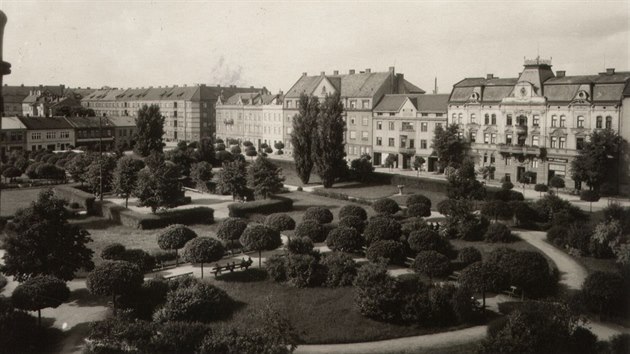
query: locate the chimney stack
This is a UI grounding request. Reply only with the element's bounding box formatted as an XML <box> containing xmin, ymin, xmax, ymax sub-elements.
<box><xmin>556</xmin><ymin>70</ymin><xmax>566</xmax><ymax>78</ymax></box>
<box><xmin>349</xmin><ymin>69</ymin><xmax>355</xmax><ymax>74</ymax></box>
<box><xmin>486</xmin><ymin>74</ymin><xmax>494</xmax><ymax>79</ymax></box>
<box><xmin>365</xmin><ymin>68</ymin><xmax>371</xmax><ymax>73</ymax></box>
<box><xmin>333</xmin><ymin>70</ymin><xmax>339</xmax><ymax>75</ymax></box>
<box><xmin>320</xmin><ymin>71</ymin><xmax>325</xmax><ymax>76</ymax></box>
<box><xmin>302</xmin><ymin>72</ymin><xmax>307</xmax><ymax>76</ymax></box>
<box><xmin>389</xmin><ymin>66</ymin><xmax>395</xmax><ymax>74</ymax></box>
<box><xmin>606</xmin><ymin>68</ymin><xmax>615</xmax><ymax>75</ymax></box>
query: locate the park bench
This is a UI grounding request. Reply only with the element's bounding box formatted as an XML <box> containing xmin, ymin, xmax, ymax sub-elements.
<box><xmin>212</xmin><ymin>258</ymin><xmax>254</xmax><ymax>276</ymax></box>
<box><xmin>163</xmin><ymin>271</ymin><xmax>193</xmax><ymax>280</ymax></box>
<box><xmin>503</xmin><ymin>285</ymin><xmax>521</xmax><ymax>298</ymax></box>
<box><xmin>448</xmin><ymin>271</ymin><xmax>461</xmax><ymax>281</ymax></box>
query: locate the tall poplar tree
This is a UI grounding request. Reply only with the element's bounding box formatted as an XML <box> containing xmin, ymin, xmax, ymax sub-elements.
<box><xmin>291</xmin><ymin>94</ymin><xmax>319</xmax><ymax>184</ymax></box>
<box><xmin>313</xmin><ymin>92</ymin><xmax>346</xmax><ymax>188</ymax></box>
<box><xmin>134</xmin><ymin>104</ymin><xmax>165</xmax><ymax>157</ymax></box>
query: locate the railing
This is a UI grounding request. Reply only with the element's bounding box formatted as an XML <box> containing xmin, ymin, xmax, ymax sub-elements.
<box><xmin>398</xmin><ymin>147</ymin><xmax>416</xmax><ymax>155</ymax></box>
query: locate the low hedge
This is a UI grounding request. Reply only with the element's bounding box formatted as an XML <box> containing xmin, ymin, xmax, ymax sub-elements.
<box><xmin>311</xmin><ymin>188</ymin><xmax>374</xmax><ymax>205</ymax></box>
<box><xmin>101</xmin><ymin>201</ymin><xmax>214</xmax><ymax>229</ymax></box>
<box><xmin>54</xmin><ymin>185</ymin><xmax>97</xmax><ymax>215</ymax></box>
<box><xmin>227</xmin><ymin>195</ymin><xmax>293</xmax><ymax>217</ymax></box>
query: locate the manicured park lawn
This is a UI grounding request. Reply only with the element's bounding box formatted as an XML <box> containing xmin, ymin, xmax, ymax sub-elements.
<box><xmin>209</xmin><ymin>271</ymin><xmax>473</xmax><ymax>345</ymax></box>
<box><xmin>0</xmin><ymin>186</ymin><xmax>49</xmax><ymax>217</ymax></box>
<box><xmin>451</xmin><ymin>238</ymin><xmax>543</xmax><ymax>261</ymax></box>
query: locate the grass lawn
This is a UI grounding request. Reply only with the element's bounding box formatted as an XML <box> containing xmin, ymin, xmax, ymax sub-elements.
<box><xmin>209</xmin><ymin>271</ymin><xmax>474</xmax><ymax>345</ymax></box>
<box><xmin>281</xmin><ymin>167</ymin><xmax>322</xmax><ymax>187</ymax></box>
<box><xmin>0</xmin><ymin>187</ymin><xmax>49</xmax><ymax>217</ymax></box>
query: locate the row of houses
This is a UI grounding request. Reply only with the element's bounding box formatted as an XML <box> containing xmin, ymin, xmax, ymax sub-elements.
<box><xmin>215</xmin><ymin>59</ymin><xmax>630</xmax><ymax>187</ymax></box>
<box><xmin>2</xmin><ymin>84</ymin><xmax>94</xmax><ymax>117</ymax></box>
<box><xmin>0</xmin><ymin>115</ymin><xmax>136</xmax><ymax>155</ymax></box>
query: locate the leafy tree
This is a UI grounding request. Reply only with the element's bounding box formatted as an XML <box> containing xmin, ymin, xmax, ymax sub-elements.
<box><xmin>364</xmin><ymin>216</ymin><xmax>402</xmax><ymax>245</ymax></box>
<box><xmin>165</xmin><ymin>142</ymin><xmax>196</xmax><ymax>176</ymax></box>
<box><xmin>480</xmin><ymin>200</ymin><xmax>513</xmax><ymax>222</ymax></box>
<box><xmin>291</xmin><ymin>94</ymin><xmax>319</xmax><ymax>184</ymax></box>
<box><xmin>571</xmin><ymin>129</ymin><xmax>625</xmax><ymax>193</ymax></box>
<box><xmin>190</xmin><ymin>161</ymin><xmax>214</xmax><ymax>193</ymax></box>
<box><xmin>264</xmin><ymin>213</ymin><xmax>296</xmax><ymax>232</ymax></box>
<box><xmin>274</xmin><ymin>141</ymin><xmax>285</xmax><ymax>155</ymax></box>
<box><xmin>294</xmin><ymin>220</ymin><xmax>326</xmax><ymax>243</ymax></box>
<box><xmin>0</xmin><ymin>297</ymin><xmax>42</xmax><ymax>353</ymax></box>
<box><xmin>366</xmin><ymin>240</ymin><xmax>406</xmax><ymax>265</ymax></box>
<box><xmin>353</xmin><ymin>261</ymin><xmax>402</xmax><ymax>322</ymax></box>
<box><xmin>2</xmin><ymin>190</ymin><xmax>94</xmax><ymax>281</ymax></box>
<box><xmin>408</xmin><ymin>228</ymin><xmax>453</xmax><ymax>256</ymax></box>
<box><xmin>326</xmin><ymin>226</ymin><xmax>364</xmax><ymax>253</ymax></box>
<box><xmin>239</xmin><ymin>225</ymin><xmax>282</xmax><ymax>267</ymax></box>
<box><xmin>549</xmin><ymin>175</ymin><xmax>565</xmax><ymax>195</ymax></box>
<box><xmin>157</xmin><ymin>224</ymin><xmax>198</xmax><ymax>266</ymax></box>
<box><xmin>303</xmin><ymin>206</ymin><xmax>334</xmax><ymax>224</ymax></box>
<box><xmin>192</xmin><ymin>138</ymin><xmax>216</xmax><ymax>165</ymax></box>
<box><xmin>35</xmin><ymin>163</ymin><xmax>65</xmax><ymax>180</ymax></box>
<box><xmin>506</xmin><ymin>251</ymin><xmax>555</xmax><ymax>298</ymax></box>
<box><xmin>134</xmin><ymin>104</ymin><xmax>165</xmax><ymax>157</ymax></box>
<box><xmin>411</xmin><ymin>250</ymin><xmax>451</xmax><ymax>282</ymax></box>
<box><xmin>484</xmin><ymin>222</ymin><xmax>513</xmax><ymax>243</ymax></box>
<box><xmin>248</xmin><ymin>156</ymin><xmax>284</xmax><ymax>199</ymax></box>
<box><xmin>338</xmin><ymin>215</ymin><xmax>366</xmax><ymax>233</ymax></box>
<box><xmin>87</xmin><ymin>260</ymin><xmax>144</xmax><ymax>313</ymax></box>
<box><xmin>230</xmin><ymin>145</ymin><xmax>242</xmax><ymax>155</ymax></box>
<box><xmin>321</xmin><ymin>252</ymin><xmax>358</xmax><ymax>287</ymax></box>
<box><xmin>65</xmin><ymin>153</ymin><xmax>93</xmax><ymax>184</ymax></box>
<box><xmin>413</xmin><ymin>156</ymin><xmax>426</xmax><ymax>176</ymax></box>
<box><xmin>287</xmin><ymin>237</ymin><xmax>314</xmax><ymax>255</ymax></box>
<box><xmin>350</xmin><ymin>154</ymin><xmax>374</xmax><ymax>182</ymax></box>
<box><xmin>217</xmin><ymin>159</ymin><xmax>248</xmax><ymax>201</ymax></box>
<box><xmin>432</xmin><ymin>123</ymin><xmax>468</xmax><ymax>171</ymax></box>
<box><xmin>384</xmin><ymin>154</ymin><xmax>397</xmax><ymax>170</ymax></box>
<box><xmin>184</xmin><ymin>237</ymin><xmax>225</xmax><ymax>278</ymax></box>
<box><xmin>579</xmin><ymin>271</ymin><xmax>626</xmax><ymax>319</ymax></box>
<box><xmin>11</xmin><ymin>275</ymin><xmax>70</xmax><ymax>326</ymax></box>
<box><xmin>245</xmin><ymin>147</ymin><xmax>258</xmax><ymax>160</ymax></box>
<box><xmin>372</xmin><ymin>198</ymin><xmax>400</xmax><ymax>215</ymax></box>
<box><xmin>154</xmin><ymin>281</ymin><xmax>232</xmax><ymax>323</ymax></box>
<box><xmin>501</xmin><ymin>181</ymin><xmax>514</xmax><ymax>190</ymax></box>
<box><xmin>2</xmin><ymin>166</ymin><xmax>21</xmax><ymax>182</ymax></box>
<box><xmin>478</xmin><ymin>165</ymin><xmax>495</xmax><ymax>182</ymax></box>
<box><xmin>217</xmin><ymin>217</ymin><xmax>248</xmax><ymax>251</ymax></box>
<box><xmin>133</xmin><ymin>154</ymin><xmax>182</xmax><ymax>213</ymax></box>
<box><xmin>580</xmin><ymin>190</ymin><xmax>600</xmax><ymax>213</ymax></box>
<box><xmin>112</xmin><ymin>156</ymin><xmax>145</xmax><ymax>207</ymax></box>
<box><xmin>447</xmin><ymin>159</ymin><xmax>485</xmax><ymax>200</ymax></box>
<box><xmin>312</xmin><ymin>92</ymin><xmax>346</xmax><ymax>188</ymax></box>
<box><xmin>534</xmin><ymin>183</ymin><xmax>549</xmax><ymax>197</ymax></box>
<box><xmin>589</xmin><ymin>220</ymin><xmax>623</xmax><ymax>258</ymax></box>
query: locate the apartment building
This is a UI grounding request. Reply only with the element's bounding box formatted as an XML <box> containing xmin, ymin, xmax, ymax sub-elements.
<box><xmin>18</xmin><ymin>116</ymin><xmax>74</xmax><ymax>151</ymax></box>
<box><xmin>0</xmin><ymin>116</ymin><xmax>27</xmax><ymax>156</ymax></box>
<box><xmin>372</xmin><ymin>94</ymin><xmax>449</xmax><ymax>169</ymax></box>
<box><xmin>64</xmin><ymin>116</ymin><xmax>115</xmax><ymax>150</ymax></box>
<box><xmin>282</xmin><ymin>67</ymin><xmax>424</xmax><ymax>157</ymax></box>
<box><xmin>448</xmin><ymin>57</ymin><xmax>630</xmax><ymax>188</ymax></box>
<box><xmin>82</xmin><ymin>84</ymin><xmax>264</xmax><ymax>142</ymax></box>
<box><xmin>107</xmin><ymin>116</ymin><xmax>137</xmax><ymax>149</ymax></box>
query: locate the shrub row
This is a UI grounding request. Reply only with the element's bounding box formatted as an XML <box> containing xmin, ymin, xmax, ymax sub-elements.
<box><xmin>311</xmin><ymin>188</ymin><xmax>373</xmax><ymax>205</ymax></box>
<box><xmin>100</xmin><ymin>201</ymin><xmax>214</xmax><ymax>229</ymax></box>
<box><xmin>54</xmin><ymin>185</ymin><xmax>97</xmax><ymax>215</ymax></box>
<box><xmin>227</xmin><ymin>196</ymin><xmax>293</xmax><ymax>217</ymax></box>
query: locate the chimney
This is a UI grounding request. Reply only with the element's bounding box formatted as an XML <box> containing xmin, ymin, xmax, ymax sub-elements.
<box><xmin>365</xmin><ymin>68</ymin><xmax>371</xmax><ymax>73</ymax></box>
<box><xmin>320</xmin><ymin>71</ymin><xmax>325</xmax><ymax>76</ymax></box>
<box><xmin>302</xmin><ymin>72</ymin><xmax>307</xmax><ymax>76</ymax></box>
<box><xmin>486</xmin><ymin>74</ymin><xmax>494</xmax><ymax>79</ymax></box>
<box><xmin>606</xmin><ymin>68</ymin><xmax>615</xmax><ymax>75</ymax></box>
<box><xmin>389</xmin><ymin>66</ymin><xmax>395</xmax><ymax>74</ymax></box>
<box><xmin>333</xmin><ymin>70</ymin><xmax>339</xmax><ymax>75</ymax></box>
<box><xmin>87</xmin><ymin>87</ymin><xmax>91</xmax><ymax>89</ymax></box>
<box><xmin>395</xmin><ymin>73</ymin><xmax>404</xmax><ymax>93</ymax></box>
<box><xmin>349</xmin><ymin>69</ymin><xmax>355</xmax><ymax>74</ymax></box>
<box><xmin>556</xmin><ymin>70</ymin><xmax>566</xmax><ymax>78</ymax></box>
<box><xmin>278</xmin><ymin>90</ymin><xmax>283</xmax><ymax>95</ymax></box>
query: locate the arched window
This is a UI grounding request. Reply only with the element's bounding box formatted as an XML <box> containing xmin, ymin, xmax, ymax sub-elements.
<box><xmin>596</xmin><ymin>116</ymin><xmax>603</xmax><ymax>129</ymax></box>
<box><xmin>551</xmin><ymin>115</ymin><xmax>558</xmax><ymax>127</ymax></box>
<box><xmin>458</xmin><ymin>113</ymin><xmax>463</xmax><ymax>124</ymax></box>
<box><xmin>491</xmin><ymin>114</ymin><xmax>497</xmax><ymax>125</ymax></box>
<box><xmin>484</xmin><ymin>114</ymin><xmax>490</xmax><ymax>125</ymax></box>
<box><xmin>605</xmin><ymin>116</ymin><xmax>612</xmax><ymax>129</ymax></box>
<box><xmin>452</xmin><ymin>113</ymin><xmax>457</xmax><ymax>124</ymax></box>
<box><xmin>470</xmin><ymin>113</ymin><xmax>476</xmax><ymax>123</ymax></box>
<box><xmin>560</xmin><ymin>115</ymin><xmax>566</xmax><ymax>127</ymax></box>
<box><xmin>577</xmin><ymin>116</ymin><xmax>585</xmax><ymax>128</ymax></box>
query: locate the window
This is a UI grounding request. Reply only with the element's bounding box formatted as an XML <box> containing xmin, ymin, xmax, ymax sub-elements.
<box><xmin>388</xmin><ymin>138</ymin><xmax>395</xmax><ymax>147</ymax></box>
<box><xmin>484</xmin><ymin>114</ymin><xmax>490</xmax><ymax>125</ymax></box>
<box><xmin>350</xmin><ymin>116</ymin><xmax>355</xmax><ymax>125</ymax></box>
<box><xmin>606</xmin><ymin>116</ymin><xmax>612</xmax><ymax>129</ymax></box>
<box><xmin>533</xmin><ymin>115</ymin><xmax>539</xmax><ymax>126</ymax></box>
<box><xmin>484</xmin><ymin>133</ymin><xmax>490</xmax><ymax>144</ymax></box>
<box><xmin>483</xmin><ymin>154</ymin><xmax>488</xmax><ymax>163</ymax></box>
<box><xmin>389</xmin><ymin>122</ymin><xmax>395</xmax><ymax>130</ymax></box>
<box><xmin>470</xmin><ymin>132</ymin><xmax>476</xmax><ymax>143</ymax></box>
<box><xmin>577</xmin><ymin>116</ymin><xmax>584</xmax><ymax>128</ymax></box>
<box><xmin>409</xmin><ymin>139</ymin><xmax>415</xmax><ymax>148</ymax></box>
<box><xmin>506</xmin><ymin>134</ymin><xmax>513</xmax><ymax>145</ymax></box>
<box><xmin>452</xmin><ymin>113</ymin><xmax>457</xmax><ymax>124</ymax></box>
<box><xmin>420</xmin><ymin>122</ymin><xmax>428</xmax><ymax>132</ymax></box>
<box><xmin>491</xmin><ymin>114</ymin><xmax>496</xmax><ymax>125</ymax></box>
<box><xmin>532</xmin><ymin>159</ymin><xmax>539</xmax><ymax>168</ymax></box>
<box><xmin>349</xmin><ymin>131</ymin><xmax>356</xmax><ymax>139</ymax></box>
<box><xmin>376</xmin><ymin>137</ymin><xmax>382</xmax><ymax>146</ymax></box>
<box><xmin>420</xmin><ymin>139</ymin><xmax>427</xmax><ymax>149</ymax></box>
<box><xmin>362</xmin><ymin>100</ymin><xmax>370</xmax><ymax>109</ymax></box>
<box><xmin>287</xmin><ymin>101</ymin><xmax>292</xmax><ymax>109</ymax></box>
<box><xmin>46</xmin><ymin>131</ymin><xmax>56</xmax><ymax>139</ymax></box>
<box><xmin>362</xmin><ymin>117</ymin><xmax>368</xmax><ymax>126</ymax></box>
<box><xmin>559</xmin><ymin>137</ymin><xmax>566</xmax><ymax>149</ymax></box>
<box><xmin>532</xmin><ymin>135</ymin><xmax>540</xmax><ymax>146</ymax></box>
<box><xmin>377</xmin><ymin>121</ymin><xmax>382</xmax><ymax>130</ymax></box>
<box><xmin>491</xmin><ymin>133</ymin><xmax>497</xmax><ymax>144</ymax></box>
<box><xmin>551</xmin><ymin>136</ymin><xmax>558</xmax><ymax>148</ymax></box>
<box><xmin>505</xmin><ymin>157</ymin><xmax>511</xmax><ymax>166</ymax></box>
<box><xmin>350</xmin><ymin>100</ymin><xmax>357</xmax><ymax>108</ymax></box>
<box><xmin>596</xmin><ymin>116</ymin><xmax>603</xmax><ymax>128</ymax></box>
<box><xmin>576</xmin><ymin>137</ymin><xmax>585</xmax><ymax>150</ymax></box>
<box><xmin>490</xmin><ymin>155</ymin><xmax>495</xmax><ymax>164</ymax></box>
<box><xmin>560</xmin><ymin>115</ymin><xmax>566</xmax><ymax>127</ymax></box>
<box><xmin>436</xmin><ymin>123</ymin><xmax>442</xmax><ymax>129</ymax></box>
<box><xmin>402</xmin><ymin>122</ymin><xmax>414</xmax><ymax>131</ymax></box>
<box><xmin>60</xmin><ymin>131</ymin><xmax>69</xmax><ymax>139</ymax></box>
<box><xmin>173</xmin><ymin>120</ymin><xmax>178</xmax><ymax>127</ymax></box>
<box><xmin>32</xmin><ymin>132</ymin><xmax>41</xmax><ymax>140</ymax></box>
<box><xmin>458</xmin><ymin>113</ymin><xmax>463</xmax><ymax>124</ymax></box>
<box><xmin>506</xmin><ymin>114</ymin><xmax>513</xmax><ymax>126</ymax></box>
<box><xmin>470</xmin><ymin>113</ymin><xmax>476</xmax><ymax>123</ymax></box>
<box><xmin>551</xmin><ymin>115</ymin><xmax>558</xmax><ymax>127</ymax></box>
<box><xmin>173</xmin><ymin>111</ymin><xmax>178</xmax><ymax>118</ymax></box>
<box><xmin>361</xmin><ymin>131</ymin><xmax>368</xmax><ymax>140</ymax></box>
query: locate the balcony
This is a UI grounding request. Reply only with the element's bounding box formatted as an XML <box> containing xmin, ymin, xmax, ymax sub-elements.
<box><xmin>401</xmin><ymin>126</ymin><xmax>415</xmax><ymax>133</ymax></box>
<box><xmin>497</xmin><ymin>144</ymin><xmax>540</xmax><ymax>156</ymax></box>
<box><xmin>514</xmin><ymin>124</ymin><xmax>528</xmax><ymax>135</ymax></box>
<box><xmin>398</xmin><ymin>147</ymin><xmax>416</xmax><ymax>155</ymax></box>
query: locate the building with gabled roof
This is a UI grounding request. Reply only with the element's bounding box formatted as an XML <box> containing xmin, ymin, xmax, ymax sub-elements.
<box><xmin>107</xmin><ymin>115</ymin><xmax>137</xmax><ymax>150</ymax></box>
<box><xmin>448</xmin><ymin>57</ymin><xmax>630</xmax><ymax>192</ymax></box>
<box><xmin>64</xmin><ymin>116</ymin><xmax>115</xmax><ymax>150</ymax></box>
<box><xmin>18</xmin><ymin>116</ymin><xmax>74</xmax><ymax>151</ymax></box>
<box><xmin>282</xmin><ymin>67</ymin><xmax>425</xmax><ymax>158</ymax></box>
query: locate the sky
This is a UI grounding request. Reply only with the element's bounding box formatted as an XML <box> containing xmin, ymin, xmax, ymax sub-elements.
<box><xmin>0</xmin><ymin>0</ymin><xmax>628</xmax><ymax>94</ymax></box>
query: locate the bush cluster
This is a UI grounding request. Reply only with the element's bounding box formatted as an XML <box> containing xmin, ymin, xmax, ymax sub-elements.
<box><xmin>338</xmin><ymin>205</ymin><xmax>368</xmax><ymax>221</ymax></box>
<box><xmin>295</xmin><ymin>220</ymin><xmax>326</xmax><ymax>243</ymax></box>
<box><xmin>326</xmin><ymin>226</ymin><xmax>364</xmax><ymax>253</ymax></box>
<box><xmin>303</xmin><ymin>206</ymin><xmax>334</xmax><ymax>224</ymax></box>
<box><xmin>265</xmin><ymin>251</ymin><xmax>357</xmax><ymax>288</ymax></box>
<box><xmin>338</xmin><ymin>215</ymin><xmax>366</xmax><ymax>233</ymax></box>
<box><xmin>372</xmin><ymin>198</ymin><xmax>400</xmax><ymax>215</ymax></box>
<box><xmin>484</xmin><ymin>222</ymin><xmax>514</xmax><ymax>243</ymax></box>
<box><xmin>366</xmin><ymin>240</ymin><xmax>406</xmax><ymax>265</ymax></box>
<box><xmin>364</xmin><ymin>216</ymin><xmax>402</xmax><ymax>245</ymax></box>
<box><xmin>101</xmin><ymin>243</ymin><xmax>156</xmax><ymax>272</ymax></box>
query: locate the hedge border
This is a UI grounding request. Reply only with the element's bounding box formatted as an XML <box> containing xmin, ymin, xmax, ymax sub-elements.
<box><xmin>228</xmin><ymin>195</ymin><xmax>293</xmax><ymax>217</ymax></box>
<box><xmin>100</xmin><ymin>201</ymin><xmax>214</xmax><ymax>229</ymax></box>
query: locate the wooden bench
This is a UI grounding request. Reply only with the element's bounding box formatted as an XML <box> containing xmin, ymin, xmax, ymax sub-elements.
<box><xmin>164</xmin><ymin>271</ymin><xmax>193</xmax><ymax>280</ymax></box>
<box><xmin>212</xmin><ymin>258</ymin><xmax>254</xmax><ymax>276</ymax></box>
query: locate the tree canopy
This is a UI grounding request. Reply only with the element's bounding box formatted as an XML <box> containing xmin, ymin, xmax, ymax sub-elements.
<box><xmin>112</xmin><ymin>156</ymin><xmax>145</xmax><ymax>207</ymax></box>
<box><xmin>571</xmin><ymin>129</ymin><xmax>625</xmax><ymax>193</ymax></box>
<box><xmin>431</xmin><ymin>123</ymin><xmax>468</xmax><ymax>171</ymax></box>
<box><xmin>248</xmin><ymin>156</ymin><xmax>284</xmax><ymax>199</ymax></box>
<box><xmin>134</xmin><ymin>104</ymin><xmax>165</xmax><ymax>156</ymax></box>
<box><xmin>291</xmin><ymin>94</ymin><xmax>319</xmax><ymax>184</ymax></box>
<box><xmin>313</xmin><ymin>93</ymin><xmax>347</xmax><ymax>188</ymax></box>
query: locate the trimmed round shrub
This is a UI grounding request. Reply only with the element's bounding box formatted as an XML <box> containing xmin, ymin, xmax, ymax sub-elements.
<box><xmin>501</xmin><ymin>181</ymin><xmax>514</xmax><ymax>190</ymax></box>
<box><xmin>239</xmin><ymin>225</ymin><xmax>282</xmax><ymax>267</ymax></box>
<box><xmin>101</xmin><ymin>243</ymin><xmax>126</xmax><ymax>260</ymax></box>
<box><xmin>407</xmin><ymin>228</ymin><xmax>453</xmax><ymax>256</ymax></box>
<box><xmin>321</xmin><ymin>252</ymin><xmax>357</xmax><ymax>287</ymax></box>
<box><xmin>303</xmin><ymin>207</ymin><xmax>334</xmax><ymax>224</ymax></box>
<box><xmin>366</xmin><ymin>240</ymin><xmax>406</xmax><ymax>265</ymax></box>
<box><xmin>364</xmin><ymin>216</ymin><xmax>402</xmax><ymax>245</ymax></box>
<box><xmin>287</xmin><ymin>237</ymin><xmax>314</xmax><ymax>255</ymax></box>
<box><xmin>265</xmin><ymin>254</ymin><xmax>287</xmax><ymax>282</ymax></box>
<box><xmin>411</xmin><ymin>250</ymin><xmax>451</xmax><ymax>280</ymax></box>
<box><xmin>401</xmin><ymin>217</ymin><xmax>430</xmax><ymax>237</ymax></box>
<box><xmin>338</xmin><ymin>205</ymin><xmax>368</xmax><ymax>221</ymax></box>
<box><xmin>11</xmin><ymin>275</ymin><xmax>70</xmax><ymax>317</ymax></box>
<box><xmin>285</xmin><ymin>254</ymin><xmax>327</xmax><ymax>288</ymax></box>
<box><xmin>338</xmin><ymin>215</ymin><xmax>366</xmax><ymax>233</ymax></box>
<box><xmin>484</xmin><ymin>223</ymin><xmax>513</xmax><ymax>243</ymax></box>
<box><xmin>326</xmin><ymin>226</ymin><xmax>364</xmax><ymax>253</ymax></box>
<box><xmin>406</xmin><ymin>194</ymin><xmax>432</xmax><ymax>210</ymax></box>
<box><xmin>87</xmin><ymin>260</ymin><xmax>144</xmax><ymax>306</ymax></box>
<box><xmin>372</xmin><ymin>198</ymin><xmax>400</xmax><ymax>215</ymax></box>
<box><xmin>457</xmin><ymin>247</ymin><xmax>482</xmax><ymax>266</ymax></box>
<box><xmin>580</xmin><ymin>271</ymin><xmax>626</xmax><ymax>318</ymax></box>
<box><xmin>354</xmin><ymin>262</ymin><xmax>401</xmax><ymax>322</ymax></box>
<box><xmin>295</xmin><ymin>220</ymin><xmax>326</xmax><ymax>243</ymax></box>
<box><xmin>407</xmin><ymin>203</ymin><xmax>431</xmax><ymax>218</ymax></box>
<box><xmin>264</xmin><ymin>213</ymin><xmax>296</xmax><ymax>232</ymax></box>
<box><xmin>493</xmin><ymin>189</ymin><xmax>525</xmax><ymax>202</ymax></box>
<box><xmin>534</xmin><ymin>183</ymin><xmax>549</xmax><ymax>194</ymax></box>
<box><xmin>506</xmin><ymin>251</ymin><xmax>555</xmax><ymax>298</ymax></box>
<box><xmin>153</xmin><ymin>282</ymin><xmax>232</xmax><ymax>323</ymax></box>
<box><xmin>120</xmin><ymin>249</ymin><xmax>156</xmax><ymax>272</ymax></box>
<box><xmin>158</xmin><ymin>224</ymin><xmax>198</xmax><ymax>252</ymax></box>
<box><xmin>216</xmin><ymin>217</ymin><xmax>248</xmax><ymax>250</ymax></box>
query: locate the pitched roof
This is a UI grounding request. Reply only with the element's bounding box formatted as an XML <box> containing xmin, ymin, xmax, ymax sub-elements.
<box><xmin>414</xmin><ymin>94</ymin><xmax>450</xmax><ymax>112</ymax></box>
<box><xmin>106</xmin><ymin>116</ymin><xmax>136</xmax><ymax>127</ymax></box>
<box><xmin>1</xmin><ymin>116</ymin><xmax>27</xmax><ymax>130</ymax></box>
<box><xmin>64</xmin><ymin>116</ymin><xmax>114</xmax><ymax>129</ymax></box>
<box><xmin>373</xmin><ymin>95</ymin><xmax>410</xmax><ymax>112</ymax></box>
<box><xmin>18</xmin><ymin>116</ymin><xmax>73</xmax><ymax>130</ymax></box>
